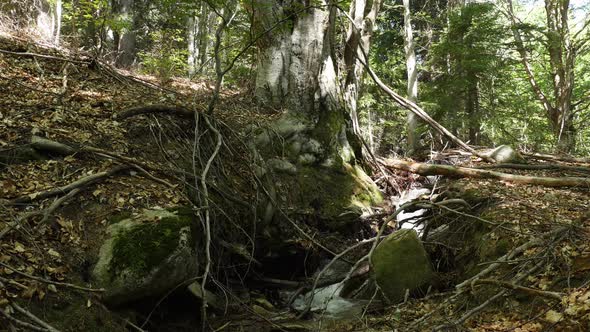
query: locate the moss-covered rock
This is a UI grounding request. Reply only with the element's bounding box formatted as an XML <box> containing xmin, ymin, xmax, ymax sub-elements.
<box><xmin>370</xmin><ymin>229</ymin><xmax>433</xmax><ymax>303</ymax></box>
<box><xmin>282</xmin><ymin>163</ymin><xmax>382</xmax><ymax>230</ymax></box>
<box><xmin>92</xmin><ymin>208</ymin><xmax>198</xmax><ymax>306</ymax></box>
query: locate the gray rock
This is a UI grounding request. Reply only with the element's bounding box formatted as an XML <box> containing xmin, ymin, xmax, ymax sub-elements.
<box><xmin>267</xmin><ymin>158</ymin><xmax>297</xmax><ymax>174</ymax></box>
<box><xmin>370</xmin><ymin>229</ymin><xmax>433</xmax><ymax>303</ymax></box>
<box><xmin>302</xmin><ymin>139</ymin><xmax>323</xmax><ymax>155</ymax></box>
<box><xmin>92</xmin><ymin>209</ymin><xmax>198</xmax><ymax>306</ymax></box>
<box><xmin>297</xmin><ymin>153</ymin><xmax>317</xmax><ymax>165</ymax></box>
<box><xmin>484</xmin><ymin>145</ymin><xmax>525</xmax><ymax>164</ymax></box>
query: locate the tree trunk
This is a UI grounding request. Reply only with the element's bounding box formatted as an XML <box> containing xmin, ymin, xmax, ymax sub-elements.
<box><xmin>187</xmin><ymin>15</ymin><xmax>199</xmax><ymax>77</ymax></box>
<box><xmin>506</xmin><ymin>0</ymin><xmax>576</xmax><ymax>153</ymax></box>
<box><xmin>544</xmin><ymin>0</ymin><xmax>576</xmax><ymax>152</ymax></box>
<box><xmin>114</xmin><ymin>0</ymin><xmax>136</xmax><ymax>68</ymax></box>
<box><xmin>252</xmin><ymin>0</ymin><xmax>383</xmax><ymax>230</ymax></box>
<box><xmin>403</xmin><ymin>0</ymin><xmax>420</xmax><ymax>156</ymax></box>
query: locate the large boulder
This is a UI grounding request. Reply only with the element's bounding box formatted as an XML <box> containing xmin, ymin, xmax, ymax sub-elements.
<box><xmin>370</xmin><ymin>229</ymin><xmax>433</xmax><ymax>303</ymax></box>
<box><xmin>92</xmin><ymin>208</ymin><xmax>198</xmax><ymax>306</ymax></box>
<box><xmin>484</xmin><ymin>145</ymin><xmax>525</xmax><ymax>164</ymax></box>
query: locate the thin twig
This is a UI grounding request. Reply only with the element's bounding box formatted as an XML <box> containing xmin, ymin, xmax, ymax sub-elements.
<box><xmin>11</xmin><ymin>303</ymin><xmax>61</xmax><ymax>332</ymax></box>
<box><xmin>0</xmin><ymin>262</ymin><xmax>105</xmax><ymax>293</ymax></box>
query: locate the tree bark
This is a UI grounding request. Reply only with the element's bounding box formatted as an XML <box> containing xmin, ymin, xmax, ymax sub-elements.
<box><xmin>114</xmin><ymin>0</ymin><xmax>136</xmax><ymax>68</ymax></box>
<box><xmin>403</xmin><ymin>0</ymin><xmax>420</xmax><ymax>155</ymax></box>
<box><xmin>506</xmin><ymin>0</ymin><xmax>576</xmax><ymax>153</ymax></box>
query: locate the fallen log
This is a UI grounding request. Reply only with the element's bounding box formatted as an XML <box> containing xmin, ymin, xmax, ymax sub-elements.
<box><xmin>382</xmin><ymin>159</ymin><xmax>590</xmax><ymax>188</ymax></box>
<box><xmin>522</xmin><ymin>152</ymin><xmax>590</xmax><ymax>164</ymax></box>
<box><xmin>478</xmin><ymin>163</ymin><xmax>590</xmax><ymax>174</ymax></box>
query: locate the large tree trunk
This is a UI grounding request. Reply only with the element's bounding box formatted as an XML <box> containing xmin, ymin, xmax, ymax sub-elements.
<box><xmin>403</xmin><ymin>0</ymin><xmax>420</xmax><ymax>156</ymax></box>
<box><xmin>506</xmin><ymin>0</ymin><xmax>576</xmax><ymax>153</ymax></box>
<box><xmin>544</xmin><ymin>0</ymin><xmax>576</xmax><ymax>152</ymax></box>
<box><xmin>114</xmin><ymin>0</ymin><xmax>136</xmax><ymax>68</ymax></box>
<box><xmin>254</xmin><ymin>2</ymin><xmax>353</xmax><ymax>159</ymax></box>
<box><xmin>252</xmin><ymin>0</ymin><xmax>383</xmax><ymax>230</ymax></box>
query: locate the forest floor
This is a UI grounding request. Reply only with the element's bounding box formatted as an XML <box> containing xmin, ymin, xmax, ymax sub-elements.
<box><xmin>1</xmin><ymin>35</ymin><xmax>590</xmax><ymax>332</ymax></box>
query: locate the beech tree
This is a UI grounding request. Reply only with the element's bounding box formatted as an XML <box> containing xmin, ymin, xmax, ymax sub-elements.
<box><xmin>506</xmin><ymin>0</ymin><xmax>587</xmax><ymax>153</ymax></box>
<box><xmin>402</xmin><ymin>0</ymin><xmax>419</xmax><ymax>155</ymax></box>
<box><xmin>253</xmin><ymin>0</ymin><xmax>381</xmax><ymax>160</ymax></box>
<box><xmin>251</xmin><ymin>0</ymin><xmax>384</xmax><ymax>226</ymax></box>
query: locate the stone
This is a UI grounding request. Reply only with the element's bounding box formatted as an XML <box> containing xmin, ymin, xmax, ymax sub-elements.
<box><xmin>302</xmin><ymin>139</ymin><xmax>323</xmax><ymax>155</ymax></box>
<box><xmin>297</xmin><ymin>153</ymin><xmax>317</xmax><ymax>165</ymax></box>
<box><xmin>92</xmin><ymin>208</ymin><xmax>198</xmax><ymax>306</ymax></box>
<box><xmin>484</xmin><ymin>145</ymin><xmax>525</xmax><ymax>164</ymax></box>
<box><xmin>267</xmin><ymin>158</ymin><xmax>297</xmax><ymax>174</ymax></box>
<box><xmin>370</xmin><ymin>229</ymin><xmax>433</xmax><ymax>303</ymax></box>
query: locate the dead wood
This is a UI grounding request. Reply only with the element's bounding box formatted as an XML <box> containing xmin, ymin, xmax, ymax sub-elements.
<box><xmin>472</xmin><ymin>279</ymin><xmax>563</xmax><ymax>300</ymax></box>
<box><xmin>10</xmin><ymin>165</ymin><xmax>130</xmax><ymax>204</ymax></box>
<box><xmin>523</xmin><ymin>152</ymin><xmax>590</xmax><ymax>164</ymax></box>
<box><xmin>354</xmin><ymin>44</ymin><xmax>495</xmax><ymax>162</ymax></box>
<box><xmin>114</xmin><ymin>104</ymin><xmax>195</xmax><ymax>120</ymax></box>
<box><xmin>382</xmin><ymin>159</ymin><xmax>590</xmax><ymax>188</ymax></box>
<box><xmin>478</xmin><ymin>163</ymin><xmax>590</xmax><ymax>174</ymax></box>
<box><xmin>0</xmin><ymin>48</ymin><xmax>90</xmax><ymax>65</ymax></box>
<box><xmin>0</xmin><ymin>262</ymin><xmax>104</xmax><ymax>293</ymax></box>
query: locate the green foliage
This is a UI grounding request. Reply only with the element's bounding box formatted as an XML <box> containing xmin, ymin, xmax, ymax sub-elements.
<box><xmin>138</xmin><ymin>29</ymin><xmax>188</xmax><ymax>82</ymax></box>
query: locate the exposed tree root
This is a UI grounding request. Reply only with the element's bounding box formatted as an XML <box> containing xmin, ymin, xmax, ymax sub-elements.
<box><xmin>383</xmin><ymin>159</ymin><xmax>590</xmax><ymax>188</ymax></box>
<box><xmin>114</xmin><ymin>104</ymin><xmax>195</xmax><ymax>120</ymax></box>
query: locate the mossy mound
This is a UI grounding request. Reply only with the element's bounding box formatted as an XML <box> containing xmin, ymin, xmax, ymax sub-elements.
<box><xmin>281</xmin><ymin>163</ymin><xmax>382</xmax><ymax>230</ymax></box>
<box><xmin>92</xmin><ymin>208</ymin><xmax>198</xmax><ymax>306</ymax></box>
<box><xmin>371</xmin><ymin>229</ymin><xmax>433</xmax><ymax>303</ymax></box>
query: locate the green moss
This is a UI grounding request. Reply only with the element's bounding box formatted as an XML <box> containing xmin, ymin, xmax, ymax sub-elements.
<box><xmin>285</xmin><ymin>164</ymin><xmax>381</xmax><ymax>228</ymax></box>
<box><xmin>108</xmin><ymin>211</ymin><xmax>133</xmax><ymax>225</ymax></box>
<box><xmin>108</xmin><ymin>216</ymin><xmax>192</xmax><ymax>280</ymax></box>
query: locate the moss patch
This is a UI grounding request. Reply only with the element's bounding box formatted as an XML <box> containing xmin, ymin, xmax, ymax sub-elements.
<box><xmin>108</xmin><ymin>210</ymin><xmax>133</xmax><ymax>225</ymax></box>
<box><xmin>281</xmin><ymin>164</ymin><xmax>382</xmax><ymax>229</ymax></box>
<box><xmin>108</xmin><ymin>214</ymin><xmax>193</xmax><ymax>280</ymax></box>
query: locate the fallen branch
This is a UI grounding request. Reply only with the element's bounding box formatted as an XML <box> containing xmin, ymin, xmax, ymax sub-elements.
<box><xmin>478</xmin><ymin>163</ymin><xmax>590</xmax><ymax>174</ymax></box>
<box><xmin>351</xmin><ymin>42</ymin><xmax>494</xmax><ymax>162</ymax></box>
<box><xmin>456</xmin><ymin>226</ymin><xmax>569</xmax><ymax>290</ymax></box>
<box><xmin>10</xmin><ymin>165</ymin><xmax>130</xmax><ymax>204</ymax></box>
<box><xmin>40</xmin><ymin>188</ymin><xmax>82</xmax><ymax>225</ymax></box>
<box><xmin>11</xmin><ymin>302</ymin><xmax>61</xmax><ymax>332</ymax></box>
<box><xmin>114</xmin><ymin>104</ymin><xmax>195</xmax><ymax>120</ymax></box>
<box><xmin>383</xmin><ymin>159</ymin><xmax>590</xmax><ymax>188</ymax></box>
<box><xmin>0</xmin><ymin>262</ymin><xmax>105</xmax><ymax>293</ymax></box>
<box><xmin>522</xmin><ymin>152</ymin><xmax>590</xmax><ymax>164</ymax></box>
<box><xmin>473</xmin><ymin>279</ymin><xmax>563</xmax><ymax>300</ymax></box>
<box><xmin>0</xmin><ymin>307</ymin><xmax>50</xmax><ymax>332</ymax></box>
<box><xmin>0</xmin><ymin>48</ymin><xmax>89</xmax><ymax>65</ymax></box>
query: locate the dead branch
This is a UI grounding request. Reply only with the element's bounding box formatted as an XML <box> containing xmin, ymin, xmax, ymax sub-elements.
<box><xmin>0</xmin><ymin>48</ymin><xmax>89</xmax><ymax>65</ymax></box>
<box><xmin>114</xmin><ymin>104</ymin><xmax>195</xmax><ymax>120</ymax></box>
<box><xmin>11</xmin><ymin>302</ymin><xmax>61</xmax><ymax>332</ymax></box>
<box><xmin>478</xmin><ymin>163</ymin><xmax>590</xmax><ymax>174</ymax></box>
<box><xmin>456</xmin><ymin>226</ymin><xmax>569</xmax><ymax>290</ymax></box>
<box><xmin>0</xmin><ymin>262</ymin><xmax>105</xmax><ymax>293</ymax></box>
<box><xmin>437</xmin><ymin>260</ymin><xmax>547</xmax><ymax>331</ymax></box>
<box><xmin>10</xmin><ymin>165</ymin><xmax>130</xmax><ymax>204</ymax></box>
<box><xmin>473</xmin><ymin>279</ymin><xmax>563</xmax><ymax>300</ymax></box>
<box><xmin>522</xmin><ymin>152</ymin><xmax>590</xmax><ymax>164</ymax></box>
<box><xmin>40</xmin><ymin>188</ymin><xmax>82</xmax><ymax>225</ymax></box>
<box><xmin>0</xmin><ymin>307</ymin><xmax>51</xmax><ymax>332</ymax></box>
<box><xmin>383</xmin><ymin>159</ymin><xmax>590</xmax><ymax>188</ymax></box>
